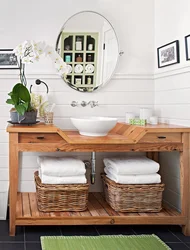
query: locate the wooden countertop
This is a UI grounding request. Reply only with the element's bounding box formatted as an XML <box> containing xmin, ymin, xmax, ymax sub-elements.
<box><xmin>7</xmin><ymin>122</ymin><xmax>190</xmax><ymax>132</ymax></box>
<box><xmin>6</xmin><ymin>122</ymin><xmax>190</xmax><ymax>144</ymax></box>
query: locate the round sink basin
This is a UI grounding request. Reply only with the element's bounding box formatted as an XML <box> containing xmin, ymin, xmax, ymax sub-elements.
<box><xmin>70</xmin><ymin>117</ymin><xmax>118</xmax><ymax>137</ymax></box>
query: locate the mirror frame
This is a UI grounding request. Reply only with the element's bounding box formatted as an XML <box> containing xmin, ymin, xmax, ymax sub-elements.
<box><xmin>55</xmin><ymin>10</ymin><xmax>122</xmax><ymax>92</ymax></box>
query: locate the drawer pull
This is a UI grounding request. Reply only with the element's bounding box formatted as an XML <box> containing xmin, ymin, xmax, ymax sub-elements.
<box><xmin>110</xmin><ymin>219</ymin><xmax>115</xmax><ymax>224</ymax></box>
<box><xmin>36</xmin><ymin>136</ymin><xmax>44</xmax><ymax>140</ymax></box>
<box><xmin>157</xmin><ymin>136</ymin><xmax>166</xmax><ymax>139</ymax></box>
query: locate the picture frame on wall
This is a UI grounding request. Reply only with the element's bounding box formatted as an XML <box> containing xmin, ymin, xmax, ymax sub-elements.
<box><xmin>185</xmin><ymin>35</ymin><xmax>190</xmax><ymax>60</ymax></box>
<box><xmin>157</xmin><ymin>40</ymin><xmax>180</xmax><ymax>68</ymax></box>
<box><xmin>0</xmin><ymin>49</ymin><xmax>19</xmax><ymax>69</ymax></box>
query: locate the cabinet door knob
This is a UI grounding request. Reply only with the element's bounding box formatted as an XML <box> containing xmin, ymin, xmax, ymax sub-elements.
<box><xmin>36</xmin><ymin>136</ymin><xmax>44</xmax><ymax>140</ymax></box>
<box><xmin>157</xmin><ymin>136</ymin><xmax>166</xmax><ymax>139</ymax></box>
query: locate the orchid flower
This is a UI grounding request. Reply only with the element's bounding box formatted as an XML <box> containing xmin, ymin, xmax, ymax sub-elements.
<box><xmin>14</xmin><ymin>40</ymin><xmax>68</xmax><ymax>86</ymax></box>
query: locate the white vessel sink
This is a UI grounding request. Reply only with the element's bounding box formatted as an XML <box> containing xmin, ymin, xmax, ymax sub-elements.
<box><xmin>70</xmin><ymin>117</ymin><xmax>118</xmax><ymax>137</ymax></box>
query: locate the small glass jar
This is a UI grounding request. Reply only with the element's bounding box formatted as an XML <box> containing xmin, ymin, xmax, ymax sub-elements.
<box><xmin>75</xmin><ymin>78</ymin><xmax>82</xmax><ymax>85</ymax></box>
<box><xmin>76</xmin><ymin>37</ymin><xmax>82</xmax><ymax>51</ymax></box>
<box><xmin>87</xmin><ymin>55</ymin><xmax>92</xmax><ymax>62</ymax></box>
<box><xmin>44</xmin><ymin>112</ymin><xmax>54</xmax><ymax>125</ymax></box>
<box><xmin>65</xmin><ymin>45</ymin><xmax>71</xmax><ymax>50</ymax></box>
<box><xmin>65</xmin><ymin>55</ymin><xmax>71</xmax><ymax>62</ymax></box>
<box><xmin>76</xmin><ymin>55</ymin><xmax>82</xmax><ymax>62</ymax></box>
<box><xmin>87</xmin><ymin>76</ymin><xmax>92</xmax><ymax>85</ymax></box>
<box><xmin>88</xmin><ymin>44</ymin><xmax>93</xmax><ymax>50</ymax></box>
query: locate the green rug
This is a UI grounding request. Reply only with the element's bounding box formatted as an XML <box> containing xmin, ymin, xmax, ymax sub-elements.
<box><xmin>41</xmin><ymin>235</ymin><xmax>171</xmax><ymax>250</ymax></box>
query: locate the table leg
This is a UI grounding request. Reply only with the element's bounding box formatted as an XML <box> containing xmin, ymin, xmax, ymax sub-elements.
<box><xmin>146</xmin><ymin>152</ymin><xmax>159</xmax><ymax>162</ymax></box>
<box><xmin>9</xmin><ymin>133</ymin><xmax>19</xmax><ymax>236</ymax></box>
<box><xmin>181</xmin><ymin>133</ymin><xmax>190</xmax><ymax>236</ymax></box>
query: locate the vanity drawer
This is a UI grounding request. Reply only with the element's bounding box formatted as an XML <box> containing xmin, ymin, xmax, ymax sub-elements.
<box><xmin>19</xmin><ymin>133</ymin><xmax>63</xmax><ymax>143</ymax></box>
<box><xmin>139</xmin><ymin>133</ymin><xmax>181</xmax><ymax>143</ymax></box>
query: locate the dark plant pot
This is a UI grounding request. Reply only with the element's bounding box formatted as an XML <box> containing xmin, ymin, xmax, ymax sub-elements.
<box><xmin>10</xmin><ymin>110</ymin><xmax>37</xmax><ymax>124</ymax></box>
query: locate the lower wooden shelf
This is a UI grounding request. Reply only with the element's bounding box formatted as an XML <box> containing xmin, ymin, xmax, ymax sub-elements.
<box><xmin>15</xmin><ymin>192</ymin><xmax>186</xmax><ymax>226</ymax></box>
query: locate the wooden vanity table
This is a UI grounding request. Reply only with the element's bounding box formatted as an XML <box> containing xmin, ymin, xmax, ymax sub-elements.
<box><xmin>7</xmin><ymin>122</ymin><xmax>190</xmax><ymax>236</ymax></box>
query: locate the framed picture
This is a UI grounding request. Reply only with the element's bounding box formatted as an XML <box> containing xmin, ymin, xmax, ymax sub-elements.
<box><xmin>157</xmin><ymin>40</ymin><xmax>180</xmax><ymax>68</ymax></box>
<box><xmin>0</xmin><ymin>49</ymin><xmax>19</xmax><ymax>69</ymax></box>
<box><xmin>185</xmin><ymin>35</ymin><xmax>190</xmax><ymax>60</ymax></box>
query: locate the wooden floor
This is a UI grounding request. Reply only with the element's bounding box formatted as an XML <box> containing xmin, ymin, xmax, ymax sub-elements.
<box><xmin>15</xmin><ymin>192</ymin><xmax>186</xmax><ymax>226</ymax></box>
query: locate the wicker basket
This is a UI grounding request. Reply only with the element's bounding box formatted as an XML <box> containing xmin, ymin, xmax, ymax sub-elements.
<box><xmin>34</xmin><ymin>171</ymin><xmax>89</xmax><ymax>212</ymax></box>
<box><xmin>102</xmin><ymin>174</ymin><xmax>165</xmax><ymax>212</ymax></box>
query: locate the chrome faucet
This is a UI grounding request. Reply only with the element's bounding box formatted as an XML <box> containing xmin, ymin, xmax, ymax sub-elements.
<box><xmin>71</xmin><ymin>101</ymin><xmax>78</xmax><ymax>107</ymax></box>
<box><xmin>71</xmin><ymin>100</ymin><xmax>98</xmax><ymax>108</ymax></box>
<box><xmin>81</xmin><ymin>101</ymin><xmax>88</xmax><ymax>107</ymax></box>
<box><xmin>88</xmin><ymin>101</ymin><xmax>99</xmax><ymax>108</ymax></box>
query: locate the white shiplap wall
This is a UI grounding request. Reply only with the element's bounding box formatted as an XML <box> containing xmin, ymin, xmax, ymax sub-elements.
<box><xmin>0</xmin><ymin>0</ymin><xmax>155</xmax><ymax>196</ymax></box>
<box><xmin>155</xmin><ymin>69</ymin><xmax>190</xmax><ymax>211</ymax></box>
<box><xmin>154</xmin><ymin>0</ymin><xmax>190</xmax><ymax>211</ymax></box>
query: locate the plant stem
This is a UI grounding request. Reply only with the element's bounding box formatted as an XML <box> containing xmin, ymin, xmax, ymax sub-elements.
<box><xmin>19</xmin><ymin>62</ymin><xmax>27</xmax><ymax>86</ymax></box>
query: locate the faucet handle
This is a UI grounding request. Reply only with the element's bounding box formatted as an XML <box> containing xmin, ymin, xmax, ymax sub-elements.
<box><xmin>93</xmin><ymin>101</ymin><xmax>99</xmax><ymax>107</ymax></box>
<box><xmin>81</xmin><ymin>101</ymin><xmax>88</xmax><ymax>107</ymax></box>
<box><xmin>71</xmin><ymin>101</ymin><xmax>78</xmax><ymax>107</ymax></box>
<box><xmin>88</xmin><ymin>101</ymin><xmax>99</xmax><ymax>108</ymax></box>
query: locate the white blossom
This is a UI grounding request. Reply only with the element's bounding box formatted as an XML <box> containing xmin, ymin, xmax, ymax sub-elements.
<box><xmin>14</xmin><ymin>40</ymin><xmax>68</xmax><ymax>79</ymax></box>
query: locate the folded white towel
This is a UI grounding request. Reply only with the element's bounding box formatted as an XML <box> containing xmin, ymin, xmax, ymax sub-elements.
<box><xmin>103</xmin><ymin>156</ymin><xmax>159</xmax><ymax>175</ymax></box>
<box><xmin>39</xmin><ymin>170</ymin><xmax>87</xmax><ymax>184</ymax></box>
<box><xmin>37</xmin><ymin>156</ymin><xmax>86</xmax><ymax>177</ymax></box>
<box><xmin>104</xmin><ymin>168</ymin><xmax>161</xmax><ymax>184</ymax></box>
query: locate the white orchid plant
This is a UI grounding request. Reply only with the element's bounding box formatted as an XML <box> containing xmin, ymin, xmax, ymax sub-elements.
<box><xmin>14</xmin><ymin>40</ymin><xmax>68</xmax><ymax>86</ymax></box>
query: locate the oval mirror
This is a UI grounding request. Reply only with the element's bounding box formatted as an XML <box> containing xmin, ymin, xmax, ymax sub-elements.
<box><xmin>56</xmin><ymin>11</ymin><xmax>120</xmax><ymax>92</ymax></box>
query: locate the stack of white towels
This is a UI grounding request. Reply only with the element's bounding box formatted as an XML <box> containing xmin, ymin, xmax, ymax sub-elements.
<box><xmin>37</xmin><ymin>156</ymin><xmax>87</xmax><ymax>184</ymax></box>
<box><xmin>103</xmin><ymin>156</ymin><xmax>161</xmax><ymax>184</ymax></box>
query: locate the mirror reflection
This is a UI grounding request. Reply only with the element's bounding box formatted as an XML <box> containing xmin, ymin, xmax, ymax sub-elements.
<box><xmin>56</xmin><ymin>11</ymin><xmax>119</xmax><ymax>92</ymax></box>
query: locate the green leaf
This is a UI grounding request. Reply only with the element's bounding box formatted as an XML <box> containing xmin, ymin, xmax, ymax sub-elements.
<box><xmin>13</xmin><ymin>83</ymin><xmax>31</xmax><ymax>103</ymax></box>
<box><xmin>15</xmin><ymin>104</ymin><xmax>26</xmax><ymax>115</ymax></box>
<box><xmin>23</xmin><ymin>102</ymin><xmax>29</xmax><ymax>110</ymax></box>
<box><xmin>6</xmin><ymin>99</ymin><xmax>15</xmax><ymax>105</ymax></box>
<box><xmin>19</xmin><ymin>86</ymin><xmax>31</xmax><ymax>103</ymax></box>
<box><xmin>12</xmin><ymin>83</ymin><xmax>23</xmax><ymax>93</ymax></box>
<box><xmin>11</xmin><ymin>93</ymin><xmax>19</xmax><ymax>104</ymax></box>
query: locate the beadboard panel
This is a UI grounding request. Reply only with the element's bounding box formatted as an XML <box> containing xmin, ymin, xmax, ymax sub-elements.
<box><xmin>0</xmin><ymin>131</ymin><xmax>8</xmax><ymax>143</ymax></box>
<box><xmin>155</xmin><ymin>88</ymin><xmax>190</xmax><ymax>105</ymax></box>
<box><xmin>54</xmin><ymin>104</ymin><xmax>154</xmax><ymax>118</ymax></box>
<box><xmin>0</xmin><ymin>76</ymin><xmax>154</xmax><ymax>93</ymax></box>
<box><xmin>0</xmin><ymin>144</ymin><xmax>8</xmax><ymax>156</ymax></box>
<box><xmin>19</xmin><ymin>181</ymin><xmax>36</xmax><ymax>193</ymax></box>
<box><xmin>160</xmin><ymin>171</ymin><xmax>180</xmax><ymax>195</ymax></box>
<box><xmin>158</xmin><ymin>151</ymin><xmax>181</xmax><ymax>211</ymax></box>
<box><xmin>159</xmin><ymin>152</ymin><xmax>180</xmax><ymax>179</ymax></box>
<box><xmin>2</xmin><ymin>104</ymin><xmax>154</xmax><ymax>119</ymax></box>
<box><xmin>49</xmin><ymin>91</ymin><xmax>154</xmax><ymax>105</ymax></box>
<box><xmin>0</xmin><ymin>169</ymin><xmax>8</xmax><ymax>181</ymax></box>
<box><xmin>154</xmin><ymin>67</ymin><xmax>190</xmax><ymax>83</ymax></box>
<box><xmin>163</xmin><ymin>189</ymin><xmax>181</xmax><ymax>211</ymax></box>
<box><xmin>156</xmin><ymin>104</ymin><xmax>190</xmax><ymax>120</ymax></box>
<box><xmin>155</xmin><ymin>72</ymin><xmax>190</xmax><ymax>92</ymax></box>
<box><xmin>18</xmin><ymin>90</ymin><xmax>153</xmax><ymax>106</ymax></box>
<box><xmin>0</xmin><ymin>156</ymin><xmax>8</xmax><ymax>167</ymax></box>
